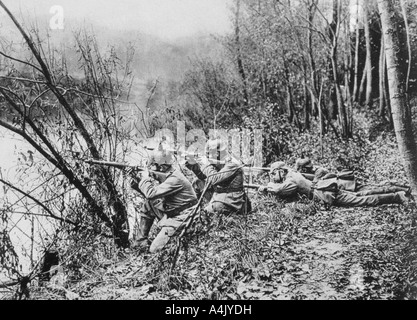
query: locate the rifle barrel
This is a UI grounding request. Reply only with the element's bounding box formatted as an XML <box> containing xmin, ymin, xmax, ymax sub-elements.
<box><xmin>243</xmin><ymin>166</ymin><xmax>271</xmax><ymax>171</ymax></box>
<box><xmin>301</xmin><ymin>173</ymin><xmax>315</xmax><ymax>181</ymax></box>
<box><xmin>84</xmin><ymin>159</ymin><xmax>144</xmax><ymax>170</ymax></box>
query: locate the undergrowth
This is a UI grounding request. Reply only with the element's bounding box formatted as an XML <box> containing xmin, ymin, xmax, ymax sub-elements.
<box><xmin>11</xmin><ymin>111</ymin><xmax>417</xmax><ymax>300</ymax></box>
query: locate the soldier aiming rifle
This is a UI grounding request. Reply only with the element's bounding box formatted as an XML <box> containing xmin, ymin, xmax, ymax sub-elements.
<box><xmin>256</xmin><ymin>161</ymin><xmax>410</xmax><ymax>207</ymax></box>
<box><xmin>185</xmin><ymin>138</ymin><xmax>252</xmax><ymax>216</ymax></box>
<box><xmin>85</xmin><ymin>153</ymin><xmax>198</xmax><ymax>253</ymax></box>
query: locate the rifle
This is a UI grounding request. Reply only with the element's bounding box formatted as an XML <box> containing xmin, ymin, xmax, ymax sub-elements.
<box><xmin>302</xmin><ymin>173</ymin><xmax>315</xmax><ymax>181</ymax></box>
<box><xmin>243</xmin><ymin>166</ymin><xmax>315</xmax><ymax>181</ymax></box>
<box><xmin>84</xmin><ymin>159</ymin><xmax>165</xmax><ymax>178</ymax></box>
<box><xmin>84</xmin><ymin>159</ymin><xmax>145</xmax><ymax>170</ymax></box>
<box><xmin>84</xmin><ymin>159</ymin><xmax>165</xmax><ymax>219</ymax></box>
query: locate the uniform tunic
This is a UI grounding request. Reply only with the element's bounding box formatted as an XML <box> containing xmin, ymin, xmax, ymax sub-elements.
<box><xmin>202</xmin><ymin>162</ymin><xmax>245</xmax><ymax>214</ymax></box>
<box><xmin>266</xmin><ymin>171</ymin><xmax>313</xmax><ymax>198</ymax></box>
<box><xmin>138</xmin><ymin>169</ymin><xmax>197</xmax><ymax>216</ymax></box>
<box><xmin>187</xmin><ymin>160</ymin><xmax>247</xmax><ymax>215</ymax></box>
<box><xmin>136</xmin><ymin>168</ymin><xmax>198</xmax><ymax>252</ymax></box>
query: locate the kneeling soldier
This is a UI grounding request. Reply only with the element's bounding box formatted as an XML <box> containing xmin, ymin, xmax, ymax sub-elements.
<box><xmin>130</xmin><ymin>150</ymin><xmax>198</xmax><ymax>253</ymax></box>
<box><xmin>186</xmin><ymin>139</ymin><xmax>251</xmax><ymax>215</ymax></box>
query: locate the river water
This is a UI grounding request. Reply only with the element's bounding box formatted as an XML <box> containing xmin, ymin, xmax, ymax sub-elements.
<box><xmin>0</xmin><ymin>128</ymin><xmax>43</xmax><ymax>280</ymax></box>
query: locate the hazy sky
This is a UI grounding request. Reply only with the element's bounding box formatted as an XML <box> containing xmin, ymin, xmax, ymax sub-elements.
<box><xmin>1</xmin><ymin>0</ymin><xmax>233</xmax><ymax>40</ymax></box>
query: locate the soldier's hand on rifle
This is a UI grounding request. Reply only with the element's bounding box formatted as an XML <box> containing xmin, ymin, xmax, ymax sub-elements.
<box><xmin>199</xmin><ymin>156</ymin><xmax>211</xmax><ymax>167</ymax></box>
<box><xmin>141</xmin><ymin>169</ymin><xmax>150</xmax><ymax>180</ymax></box>
<box><xmin>185</xmin><ymin>155</ymin><xmax>198</xmax><ymax>167</ymax></box>
<box><xmin>258</xmin><ymin>186</ymin><xmax>268</xmax><ymax>193</ymax></box>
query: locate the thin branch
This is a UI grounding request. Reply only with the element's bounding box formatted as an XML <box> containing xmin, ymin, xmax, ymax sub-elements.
<box><xmin>0</xmin><ymin>178</ymin><xmax>77</xmax><ymax>226</ymax></box>
<box><xmin>29</xmin><ymin>88</ymin><xmax>51</xmax><ymax>108</ymax></box>
<box><xmin>58</xmin><ymin>87</ymin><xmax>136</xmax><ymax>105</ymax></box>
<box><xmin>0</xmin><ymin>118</ymin><xmax>23</xmax><ymax>135</ymax></box>
<box><xmin>0</xmin><ymin>280</ymin><xmax>19</xmax><ymax>289</ymax></box>
<box><xmin>0</xmin><ymin>75</ymin><xmax>47</xmax><ymax>85</ymax></box>
<box><xmin>0</xmin><ymin>51</ymin><xmax>43</xmax><ymax>74</ymax></box>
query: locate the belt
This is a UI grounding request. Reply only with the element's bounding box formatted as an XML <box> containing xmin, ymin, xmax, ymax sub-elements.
<box><xmin>214</xmin><ymin>186</ymin><xmax>244</xmax><ymax>193</ymax></box>
<box><xmin>165</xmin><ymin>199</ymin><xmax>198</xmax><ymax>217</ymax></box>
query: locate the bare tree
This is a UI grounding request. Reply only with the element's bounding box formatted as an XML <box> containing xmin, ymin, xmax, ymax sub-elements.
<box><xmin>363</xmin><ymin>2</ymin><xmax>373</xmax><ymax>106</ymax></box>
<box><xmin>0</xmin><ymin>1</ymin><xmax>134</xmax><ymax>250</ymax></box>
<box><xmin>377</xmin><ymin>0</ymin><xmax>417</xmax><ymax>194</ymax></box>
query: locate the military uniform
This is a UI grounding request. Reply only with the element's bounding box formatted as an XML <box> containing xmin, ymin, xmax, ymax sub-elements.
<box><xmin>266</xmin><ymin>170</ymin><xmax>313</xmax><ymax>199</ymax></box>
<box><xmin>298</xmin><ymin>159</ymin><xmax>410</xmax><ymax>198</ymax></box>
<box><xmin>186</xmin><ymin>139</ymin><xmax>251</xmax><ymax>215</ymax></box>
<box><xmin>263</xmin><ymin>162</ymin><xmax>408</xmax><ymax>207</ymax></box>
<box><xmin>132</xmin><ymin>152</ymin><xmax>198</xmax><ymax>253</ymax></box>
<box><xmin>188</xmin><ymin>160</ymin><xmax>249</xmax><ymax>215</ymax></box>
<box><xmin>295</xmin><ymin>158</ymin><xmax>326</xmax><ymax>181</ymax></box>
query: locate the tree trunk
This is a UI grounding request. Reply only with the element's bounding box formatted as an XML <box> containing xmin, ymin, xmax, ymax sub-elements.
<box><xmin>384</xmin><ymin>63</ymin><xmax>393</xmax><ymax>127</ymax></box>
<box><xmin>400</xmin><ymin>0</ymin><xmax>412</xmax><ymax>93</ymax></box>
<box><xmin>234</xmin><ymin>0</ymin><xmax>249</xmax><ymax>105</ymax></box>
<box><xmin>377</xmin><ymin>0</ymin><xmax>417</xmax><ymax>195</ymax></box>
<box><xmin>329</xmin><ymin>0</ymin><xmax>350</xmax><ymax>138</ymax></box>
<box><xmin>364</xmin><ymin>3</ymin><xmax>373</xmax><ymax>106</ymax></box>
<box><xmin>304</xmin><ymin>73</ymin><xmax>311</xmax><ymax>130</ymax></box>
<box><xmin>352</xmin><ymin>0</ymin><xmax>361</xmax><ymax>101</ymax></box>
<box><xmin>379</xmin><ymin>34</ymin><xmax>386</xmax><ymax>117</ymax></box>
<box><xmin>307</xmin><ymin>0</ymin><xmax>319</xmax><ymax>116</ymax></box>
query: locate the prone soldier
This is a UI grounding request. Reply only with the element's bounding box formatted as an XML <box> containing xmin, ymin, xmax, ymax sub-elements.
<box><xmin>259</xmin><ymin>161</ymin><xmax>410</xmax><ymax>207</ymax></box>
<box><xmin>296</xmin><ymin>157</ymin><xmax>411</xmax><ymax>196</ymax></box>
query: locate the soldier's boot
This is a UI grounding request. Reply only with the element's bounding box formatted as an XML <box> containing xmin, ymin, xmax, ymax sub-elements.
<box><xmin>382</xmin><ymin>186</ymin><xmax>412</xmax><ymax>195</ymax></box>
<box><xmin>396</xmin><ymin>191</ymin><xmax>411</xmax><ymax>205</ymax></box>
<box><xmin>150</xmin><ymin>227</ymin><xmax>175</xmax><ymax>253</ymax></box>
<box><xmin>377</xmin><ymin>191</ymin><xmax>409</xmax><ymax>205</ymax></box>
<box><xmin>385</xmin><ymin>182</ymin><xmax>412</xmax><ymax>195</ymax></box>
<box><xmin>239</xmin><ymin>194</ymin><xmax>252</xmax><ymax>215</ymax></box>
<box><xmin>132</xmin><ymin>216</ymin><xmax>154</xmax><ymax>252</ymax></box>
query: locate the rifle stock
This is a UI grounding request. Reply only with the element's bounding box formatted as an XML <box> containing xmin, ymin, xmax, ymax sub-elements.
<box><xmin>302</xmin><ymin>173</ymin><xmax>315</xmax><ymax>181</ymax></box>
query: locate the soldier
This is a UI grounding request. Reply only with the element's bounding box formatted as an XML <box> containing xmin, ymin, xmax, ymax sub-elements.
<box><xmin>296</xmin><ymin>157</ymin><xmax>411</xmax><ymax>196</ymax></box>
<box><xmin>185</xmin><ymin>138</ymin><xmax>251</xmax><ymax>215</ymax></box>
<box><xmin>259</xmin><ymin>161</ymin><xmax>314</xmax><ymax>200</ymax></box>
<box><xmin>130</xmin><ymin>149</ymin><xmax>198</xmax><ymax>253</ymax></box>
<box><xmin>259</xmin><ymin>161</ymin><xmax>410</xmax><ymax>207</ymax></box>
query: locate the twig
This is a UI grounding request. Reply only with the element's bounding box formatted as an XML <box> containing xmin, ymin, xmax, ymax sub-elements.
<box><xmin>0</xmin><ymin>178</ymin><xmax>77</xmax><ymax>226</ymax></box>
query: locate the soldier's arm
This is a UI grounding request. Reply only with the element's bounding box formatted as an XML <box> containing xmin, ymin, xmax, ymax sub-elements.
<box><xmin>313</xmin><ymin>167</ymin><xmax>331</xmax><ymax>183</ymax></box>
<box><xmin>202</xmin><ymin>162</ymin><xmax>240</xmax><ymax>187</ymax></box>
<box><xmin>185</xmin><ymin>162</ymin><xmax>207</xmax><ymax>181</ymax></box>
<box><xmin>266</xmin><ymin>180</ymin><xmax>298</xmax><ymax>197</ymax></box>
<box><xmin>138</xmin><ymin>177</ymin><xmax>183</xmax><ymax>200</ymax></box>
